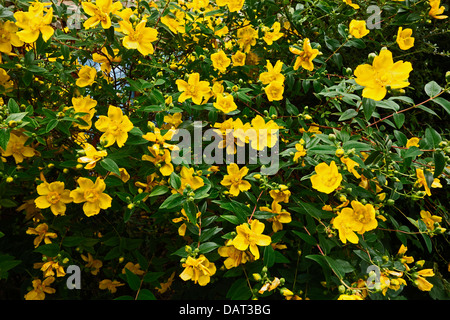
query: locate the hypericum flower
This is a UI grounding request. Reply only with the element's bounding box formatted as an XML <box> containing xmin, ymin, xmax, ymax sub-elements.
<box><xmin>77</xmin><ymin>143</ymin><xmax>108</xmax><ymax>169</ymax></box>
<box><xmin>82</xmin><ymin>0</ymin><xmax>123</xmax><ymax>29</ymax></box>
<box><xmin>406</xmin><ymin>137</ymin><xmax>420</xmax><ymax>148</ymax></box>
<box><xmin>220</xmin><ymin>163</ymin><xmax>251</xmax><ymax>196</ymax></box>
<box><xmin>99</xmin><ymin>279</ymin><xmax>125</xmax><ymax>293</ymax></box>
<box><xmin>142</xmin><ymin>144</ymin><xmax>174</xmax><ymax>176</ymax></box>
<box><xmin>95</xmin><ymin>105</ymin><xmax>134</xmax><ymax>148</ymax></box>
<box><xmin>259</xmin><ymin>60</ymin><xmax>285</xmax><ymax>85</ymax></box>
<box><xmin>231</xmin><ymin>50</ymin><xmax>246</xmax><ymax>66</ymax></box>
<box><xmin>162</xmin><ymin>112</ymin><xmax>183</xmax><ymax>129</ymax></box>
<box><xmin>214</xmin><ymin>93</ymin><xmax>238</xmax><ymax>114</ymax></box>
<box><xmin>262</xmin><ymin>21</ymin><xmax>284</xmax><ymax>45</ymax></box>
<box><xmin>333</xmin><ymin>201</ymin><xmax>378</xmax><ymax>244</ymax></box>
<box><xmin>264</xmin><ymin>80</ymin><xmax>284</xmax><ymax>101</ymax></box>
<box><xmin>216</xmin><ymin>0</ymin><xmax>245</xmax><ymax>12</ymax></box>
<box><xmin>14</xmin><ymin>1</ymin><xmax>54</xmax><ymax>43</ymax></box>
<box><xmin>179</xmin><ymin>166</ymin><xmax>205</xmax><ymax>192</ymax></box>
<box><xmin>415</xmin><ymin>269</ymin><xmax>435</xmax><ymax>291</ymax></box>
<box><xmin>396</xmin><ymin>27</ymin><xmax>414</xmax><ymax>50</ymax></box>
<box><xmin>70</xmin><ymin>177</ymin><xmax>112</xmax><ymax>217</ymax></box>
<box><xmin>122</xmin><ymin>262</ymin><xmax>145</xmax><ymax>276</ymax></box>
<box><xmin>231</xmin><ymin>219</ymin><xmax>272</xmax><ymax>260</ymax></box>
<box><xmin>81</xmin><ymin>253</ymin><xmax>103</xmax><ymax>275</ymax></box>
<box><xmin>420</xmin><ymin>210</ymin><xmax>442</xmax><ymax>231</ymax></box>
<box><xmin>72</xmin><ymin>95</ymin><xmax>97</xmax><ymax>130</ymax></box>
<box><xmin>310</xmin><ymin>161</ymin><xmax>342</xmax><ymax>194</ymax></box>
<box><xmin>0</xmin><ymin>130</ymin><xmax>36</xmax><ymax>164</ymax></box>
<box><xmin>211</xmin><ymin>50</ymin><xmax>231</xmax><ymax>73</ymax></box>
<box><xmin>40</xmin><ymin>260</ymin><xmax>66</xmax><ymax>278</ymax></box>
<box><xmin>24</xmin><ymin>277</ymin><xmax>56</xmax><ymax>300</ymax></box>
<box><xmin>179</xmin><ymin>255</ymin><xmax>216</xmax><ymax>286</ymax></box>
<box><xmin>0</xmin><ymin>21</ymin><xmax>24</xmax><ymax>56</ymax></box>
<box><xmin>349</xmin><ymin>20</ymin><xmax>369</xmax><ymax>38</ymax></box>
<box><xmin>26</xmin><ymin>223</ymin><xmax>57</xmax><ymax>248</ymax></box>
<box><xmin>172</xmin><ymin>208</ymin><xmax>201</xmax><ymax>236</ymax></box>
<box><xmin>293</xmin><ymin>140</ymin><xmax>307</xmax><ymax>163</ymax></box>
<box><xmin>92</xmin><ymin>47</ymin><xmax>122</xmax><ymax>75</ymax></box>
<box><xmin>160</xmin><ymin>12</ymin><xmax>186</xmax><ymax>34</ymax></box>
<box><xmin>176</xmin><ymin>72</ymin><xmax>211</xmax><ymax>105</ymax></box>
<box><xmin>269</xmin><ymin>188</ymin><xmax>291</xmax><ymax>204</ymax></box>
<box><xmin>142</xmin><ymin>127</ymin><xmax>177</xmax><ymax>151</ymax></box>
<box><xmin>337</xmin><ymin>294</ymin><xmax>363</xmax><ymax>300</ymax></box>
<box><xmin>118</xmin><ymin>19</ymin><xmax>158</xmax><ymax>56</ymax></box>
<box><xmin>0</xmin><ymin>68</ymin><xmax>14</xmax><ymax>92</ymax></box>
<box><xmin>236</xmin><ymin>24</ymin><xmax>258</xmax><ymax>53</ymax></box>
<box><xmin>244</xmin><ymin>115</ymin><xmax>280</xmax><ymax>151</ymax></box>
<box><xmin>35</xmin><ymin>181</ymin><xmax>73</xmax><ymax>216</ymax></box>
<box><xmin>76</xmin><ymin>65</ymin><xmax>97</xmax><ymax>87</ymax></box>
<box><xmin>340</xmin><ymin>156</ymin><xmax>361</xmax><ymax>179</ymax></box>
<box><xmin>428</xmin><ymin>0</ymin><xmax>448</xmax><ymax>19</ymax></box>
<box><xmin>218</xmin><ymin>240</ymin><xmax>253</xmax><ymax>269</ymax></box>
<box><xmin>354</xmin><ymin>49</ymin><xmax>413</xmax><ymax>101</ymax></box>
<box><xmin>260</xmin><ymin>201</ymin><xmax>292</xmax><ymax>233</ymax></box>
<box><xmin>415</xmin><ymin>168</ymin><xmax>431</xmax><ymax>196</ymax></box>
<box><xmin>290</xmin><ymin>38</ymin><xmax>319</xmax><ymax>71</ymax></box>
<box><xmin>343</xmin><ymin>0</ymin><xmax>360</xmax><ymax>9</ymax></box>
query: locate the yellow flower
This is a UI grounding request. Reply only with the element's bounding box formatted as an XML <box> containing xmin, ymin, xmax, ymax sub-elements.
<box><xmin>246</xmin><ymin>115</ymin><xmax>280</xmax><ymax>150</ymax></box>
<box><xmin>269</xmin><ymin>188</ymin><xmax>291</xmax><ymax>204</ymax></box>
<box><xmin>236</xmin><ymin>24</ymin><xmax>258</xmax><ymax>53</ymax></box>
<box><xmin>82</xmin><ymin>0</ymin><xmax>122</xmax><ymax>29</ymax></box>
<box><xmin>415</xmin><ymin>168</ymin><xmax>431</xmax><ymax>196</ymax></box>
<box><xmin>231</xmin><ymin>219</ymin><xmax>271</xmax><ymax>260</ymax></box>
<box><xmin>406</xmin><ymin>137</ymin><xmax>420</xmax><ymax>148</ymax></box>
<box><xmin>260</xmin><ymin>201</ymin><xmax>292</xmax><ymax>233</ymax></box>
<box><xmin>0</xmin><ymin>130</ymin><xmax>36</xmax><ymax>164</ymax></box>
<box><xmin>293</xmin><ymin>141</ymin><xmax>307</xmax><ymax>163</ymax></box>
<box><xmin>70</xmin><ymin>177</ymin><xmax>112</xmax><ymax>217</ymax></box>
<box><xmin>415</xmin><ymin>276</ymin><xmax>433</xmax><ymax>291</ymax></box>
<box><xmin>396</xmin><ymin>27</ymin><xmax>414</xmax><ymax>50</ymax></box>
<box><xmin>428</xmin><ymin>0</ymin><xmax>448</xmax><ymax>19</ymax></box>
<box><xmin>112</xmin><ymin>167</ymin><xmax>130</xmax><ymax>183</ymax></box>
<box><xmin>263</xmin><ymin>21</ymin><xmax>284</xmax><ymax>45</ymax></box>
<box><xmin>290</xmin><ymin>38</ymin><xmax>319</xmax><ymax>71</ymax></box>
<box><xmin>179</xmin><ymin>166</ymin><xmax>205</xmax><ymax>192</ymax></box>
<box><xmin>142</xmin><ymin>127</ymin><xmax>177</xmax><ymax>151</ymax></box>
<box><xmin>161</xmin><ymin>13</ymin><xmax>186</xmax><ymax>34</ymax></box>
<box><xmin>81</xmin><ymin>253</ymin><xmax>103</xmax><ymax>275</ymax></box>
<box><xmin>92</xmin><ymin>47</ymin><xmax>122</xmax><ymax>75</ymax></box>
<box><xmin>349</xmin><ymin>20</ymin><xmax>369</xmax><ymax>39</ymax></box>
<box><xmin>338</xmin><ymin>294</ymin><xmax>363</xmax><ymax>300</ymax></box>
<box><xmin>118</xmin><ymin>19</ymin><xmax>158</xmax><ymax>56</ymax></box>
<box><xmin>142</xmin><ymin>144</ymin><xmax>174</xmax><ymax>176</ymax></box>
<box><xmin>122</xmin><ymin>262</ymin><xmax>145</xmax><ymax>276</ymax></box>
<box><xmin>420</xmin><ymin>210</ymin><xmax>442</xmax><ymax>231</ymax></box>
<box><xmin>172</xmin><ymin>208</ymin><xmax>201</xmax><ymax>236</ymax></box>
<box><xmin>0</xmin><ymin>68</ymin><xmax>14</xmax><ymax>92</ymax></box>
<box><xmin>72</xmin><ymin>95</ymin><xmax>97</xmax><ymax>130</ymax></box>
<box><xmin>310</xmin><ymin>161</ymin><xmax>342</xmax><ymax>194</ymax></box>
<box><xmin>176</xmin><ymin>72</ymin><xmax>211</xmax><ymax>105</ymax></box>
<box><xmin>14</xmin><ymin>2</ymin><xmax>54</xmax><ymax>43</ymax></box>
<box><xmin>220</xmin><ymin>163</ymin><xmax>251</xmax><ymax>196</ymax></box>
<box><xmin>343</xmin><ymin>0</ymin><xmax>360</xmax><ymax>9</ymax></box>
<box><xmin>26</xmin><ymin>223</ymin><xmax>57</xmax><ymax>248</ymax></box>
<box><xmin>354</xmin><ymin>49</ymin><xmax>413</xmax><ymax>101</ymax></box>
<box><xmin>179</xmin><ymin>255</ymin><xmax>216</xmax><ymax>286</ymax></box>
<box><xmin>264</xmin><ymin>80</ymin><xmax>284</xmax><ymax>101</ymax></box>
<box><xmin>76</xmin><ymin>65</ymin><xmax>97</xmax><ymax>87</ymax></box>
<box><xmin>216</xmin><ymin>0</ymin><xmax>245</xmax><ymax>12</ymax></box>
<box><xmin>77</xmin><ymin>143</ymin><xmax>108</xmax><ymax>169</ymax></box>
<box><xmin>99</xmin><ymin>279</ymin><xmax>125</xmax><ymax>293</ymax></box>
<box><xmin>95</xmin><ymin>105</ymin><xmax>134</xmax><ymax>148</ymax></box>
<box><xmin>24</xmin><ymin>277</ymin><xmax>56</xmax><ymax>300</ymax></box>
<box><xmin>0</xmin><ymin>21</ymin><xmax>24</xmax><ymax>55</ymax></box>
<box><xmin>341</xmin><ymin>156</ymin><xmax>361</xmax><ymax>179</ymax></box>
<box><xmin>231</xmin><ymin>50</ymin><xmax>246</xmax><ymax>66</ymax></box>
<box><xmin>211</xmin><ymin>50</ymin><xmax>231</xmax><ymax>73</ymax></box>
<box><xmin>214</xmin><ymin>93</ymin><xmax>238</xmax><ymax>114</ymax></box>
<box><xmin>259</xmin><ymin>60</ymin><xmax>285</xmax><ymax>85</ymax></box>
<box><xmin>163</xmin><ymin>112</ymin><xmax>183</xmax><ymax>129</ymax></box>
<box><xmin>218</xmin><ymin>240</ymin><xmax>253</xmax><ymax>269</ymax></box>
<box><xmin>34</xmin><ymin>181</ymin><xmax>73</xmax><ymax>216</ymax></box>
<box><xmin>40</xmin><ymin>260</ymin><xmax>66</xmax><ymax>278</ymax></box>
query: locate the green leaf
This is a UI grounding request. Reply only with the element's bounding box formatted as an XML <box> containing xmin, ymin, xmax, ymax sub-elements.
<box><xmin>292</xmin><ymin>230</ymin><xmax>317</xmax><ymax>245</ymax></box>
<box><xmin>149</xmin><ymin>185</ymin><xmax>169</xmax><ymax>197</ymax></box>
<box><xmin>432</xmin><ymin>97</ymin><xmax>450</xmax><ymax>115</ymax></box>
<box><xmin>198</xmin><ymin>242</ymin><xmax>220</xmax><ymax>254</ymax></box>
<box><xmin>263</xmin><ymin>244</ymin><xmax>275</xmax><ymax>268</ymax></box>
<box><xmin>183</xmin><ymin>201</ymin><xmax>198</xmax><ymax>224</ymax></box>
<box><xmin>0</xmin><ymin>128</ymin><xmax>10</xmax><ymax>151</ymax></box>
<box><xmin>362</xmin><ymin>98</ymin><xmax>376</xmax><ymax>121</ymax></box>
<box><xmin>159</xmin><ymin>193</ymin><xmax>184</xmax><ymax>210</ymax></box>
<box><xmin>393</xmin><ymin>113</ymin><xmax>405</xmax><ymax>129</ymax></box>
<box><xmin>7</xmin><ymin>98</ymin><xmax>20</xmax><ymax>113</ymax></box>
<box><xmin>226</xmin><ymin>278</ymin><xmax>252</xmax><ymax>300</ymax></box>
<box><xmin>100</xmin><ymin>158</ymin><xmax>121</xmax><ymax>176</ymax></box>
<box><xmin>125</xmin><ymin>268</ymin><xmax>141</xmax><ymax>291</ymax></box>
<box><xmin>433</xmin><ymin>151</ymin><xmax>445</xmax><ymax>178</ymax></box>
<box><xmin>45</xmin><ymin>119</ymin><xmax>59</xmax><ymax>133</ymax></box>
<box><xmin>424</xmin><ymin>81</ymin><xmax>441</xmax><ymax>98</ymax></box>
<box><xmin>136</xmin><ymin>289</ymin><xmax>156</xmax><ymax>300</ymax></box>
<box><xmin>339</xmin><ymin>108</ymin><xmax>358</xmax><ymax>121</ymax></box>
